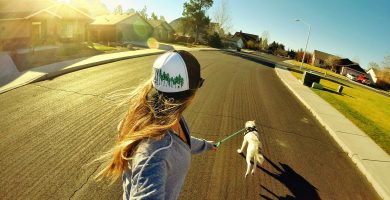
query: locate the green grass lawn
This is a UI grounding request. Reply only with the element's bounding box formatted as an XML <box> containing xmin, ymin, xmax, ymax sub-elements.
<box><xmin>289</xmin><ymin>60</ymin><xmax>348</xmax><ymax>80</ymax></box>
<box><xmin>290</xmin><ymin>70</ymin><xmax>390</xmax><ymax>154</ymax></box>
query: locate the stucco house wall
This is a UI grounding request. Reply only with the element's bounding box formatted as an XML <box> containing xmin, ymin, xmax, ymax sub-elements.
<box><xmin>366</xmin><ymin>68</ymin><xmax>378</xmax><ymax>83</ymax></box>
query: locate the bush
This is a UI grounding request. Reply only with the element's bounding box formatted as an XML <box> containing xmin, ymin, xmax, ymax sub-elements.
<box><xmin>246</xmin><ymin>40</ymin><xmax>256</xmax><ymax>50</ymax></box>
<box><xmin>207</xmin><ymin>32</ymin><xmax>222</xmax><ymax>48</ymax></box>
<box><xmin>376</xmin><ymin>70</ymin><xmax>390</xmax><ymax>90</ymax></box>
<box><xmin>295</xmin><ymin>51</ymin><xmax>313</xmax><ymax>64</ymax></box>
<box><xmin>275</xmin><ymin>47</ymin><xmax>287</xmax><ymax>57</ymax></box>
<box><xmin>174</xmin><ymin>34</ymin><xmax>195</xmax><ymax>44</ymax></box>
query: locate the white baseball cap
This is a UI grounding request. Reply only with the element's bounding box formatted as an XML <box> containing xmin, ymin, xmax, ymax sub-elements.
<box><xmin>152</xmin><ymin>50</ymin><xmax>204</xmax><ymax>93</ymax></box>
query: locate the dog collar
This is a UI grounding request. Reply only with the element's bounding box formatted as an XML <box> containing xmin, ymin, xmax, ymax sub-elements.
<box><xmin>244</xmin><ymin>126</ymin><xmax>258</xmax><ymax>135</ymax></box>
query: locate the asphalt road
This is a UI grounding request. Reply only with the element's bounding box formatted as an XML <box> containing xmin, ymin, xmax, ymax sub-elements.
<box><xmin>0</xmin><ymin>51</ymin><xmax>380</xmax><ymax>200</ymax></box>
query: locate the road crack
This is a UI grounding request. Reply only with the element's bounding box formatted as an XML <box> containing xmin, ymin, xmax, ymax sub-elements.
<box><xmin>32</xmin><ymin>84</ymin><xmax>114</xmax><ymax>102</ymax></box>
<box><xmin>68</xmin><ymin>164</ymin><xmax>101</xmax><ymax>200</ymax></box>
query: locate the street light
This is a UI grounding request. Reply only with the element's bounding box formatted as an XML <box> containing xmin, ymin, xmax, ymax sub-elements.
<box><xmin>294</xmin><ymin>19</ymin><xmax>311</xmax><ymax>70</ymax></box>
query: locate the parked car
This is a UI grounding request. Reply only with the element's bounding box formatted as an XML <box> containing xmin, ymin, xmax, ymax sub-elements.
<box><xmin>357</xmin><ymin>74</ymin><xmax>371</xmax><ymax>85</ymax></box>
<box><xmin>346</xmin><ymin>73</ymin><xmax>357</xmax><ymax>81</ymax></box>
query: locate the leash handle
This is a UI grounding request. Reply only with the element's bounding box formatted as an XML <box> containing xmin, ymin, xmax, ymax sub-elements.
<box><xmin>214</xmin><ymin>128</ymin><xmax>246</xmax><ymax>148</ymax></box>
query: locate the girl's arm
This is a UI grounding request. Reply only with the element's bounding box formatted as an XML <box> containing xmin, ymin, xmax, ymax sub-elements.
<box><xmin>190</xmin><ymin>136</ymin><xmax>215</xmax><ymax>154</ymax></box>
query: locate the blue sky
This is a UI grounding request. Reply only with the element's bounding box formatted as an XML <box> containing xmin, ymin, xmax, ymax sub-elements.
<box><xmin>102</xmin><ymin>0</ymin><xmax>390</xmax><ymax>69</ymax></box>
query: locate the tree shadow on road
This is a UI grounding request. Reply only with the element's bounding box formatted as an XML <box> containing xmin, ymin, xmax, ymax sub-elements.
<box><xmin>221</xmin><ymin>51</ymin><xmax>275</xmax><ymax>69</ymax></box>
<box><xmin>237</xmin><ymin>153</ymin><xmax>320</xmax><ymax>200</ymax></box>
<box><xmin>260</xmin><ymin>156</ymin><xmax>321</xmax><ymax>200</ymax></box>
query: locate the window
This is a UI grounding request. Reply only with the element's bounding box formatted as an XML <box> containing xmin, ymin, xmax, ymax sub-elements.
<box><xmin>319</xmin><ymin>59</ymin><xmax>324</xmax><ymax>65</ymax></box>
<box><xmin>60</xmin><ymin>22</ymin><xmax>74</xmax><ymax>38</ymax></box>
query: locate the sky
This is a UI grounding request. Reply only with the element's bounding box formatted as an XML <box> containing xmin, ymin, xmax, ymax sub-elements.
<box><xmin>101</xmin><ymin>0</ymin><xmax>390</xmax><ymax>69</ymax></box>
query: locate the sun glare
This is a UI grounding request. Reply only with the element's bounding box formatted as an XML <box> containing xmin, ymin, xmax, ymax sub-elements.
<box><xmin>147</xmin><ymin>37</ymin><xmax>159</xmax><ymax>49</ymax></box>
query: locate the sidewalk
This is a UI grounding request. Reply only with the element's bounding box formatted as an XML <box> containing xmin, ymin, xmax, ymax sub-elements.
<box><xmin>275</xmin><ymin>65</ymin><xmax>390</xmax><ymax>200</ymax></box>
<box><xmin>0</xmin><ymin>46</ymin><xmax>217</xmax><ymax>94</ymax></box>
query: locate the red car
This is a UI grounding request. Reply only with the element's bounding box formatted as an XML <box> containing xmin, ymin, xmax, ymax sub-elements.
<box><xmin>357</xmin><ymin>74</ymin><xmax>371</xmax><ymax>85</ymax></box>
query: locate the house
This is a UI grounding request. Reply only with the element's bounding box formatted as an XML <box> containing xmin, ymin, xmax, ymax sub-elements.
<box><xmin>169</xmin><ymin>17</ymin><xmax>194</xmax><ymax>37</ymax></box>
<box><xmin>311</xmin><ymin>50</ymin><xmax>340</xmax><ymax>68</ymax></box>
<box><xmin>336</xmin><ymin>58</ymin><xmax>365</xmax><ymax>74</ymax></box>
<box><xmin>222</xmin><ymin>36</ymin><xmax>243</xmax><ymax>49</ymax></box>
<box><xmin>89</xmin><ymin>13</ymin><xmax>153</xmax><ymax>44</ymax></box>
<box><xmin>233</xmin><ymin>31</ymin><xmax>259</xmax><ymax>49</ymax></box>
<box><xmin>312</xmin><ymin>50</ymin><xmax>365</xmax><ymax>74</ymax></box>
<box><xmin>169</xmin><ymin>18</ymin><xmax>183</xmax><ymax>35</ymax></box>
<box><xmin>148</xmin><ymin>19</ymin><xmax>174</xmax><ymax>42</ymax></box>
<box><xmin>0</xmin><ymin>1</ymin><xmax>93</xmax><ymax>50</ymax></box>
<box><xmin>341</xmin><ymin>67</ymin><xmax>365</xmax><ymax>78</ymax></box>
<box><xmin>366</xmin><ymin>67</ymin><xmax>379</xmax><ymax>84</ymax></box>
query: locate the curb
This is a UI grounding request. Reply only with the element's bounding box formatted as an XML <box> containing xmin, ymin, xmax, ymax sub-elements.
<box><xmin>0</xmin><ymin>48</ymin><xmax>221</xmax><ymax>94</ymax></box>
<box><xmin>0</xmin><ymin>51</ymin><xmax>165</xmax><ymax>94</ymax></box>
<box><xmin>274</xmin><ymin>66</ymin><xmax>389</xmax><ymax>200</ymax></box>
<box><xmin>33</xmin><ymin>51</ymin><xmax>164</xmax><ymax>82</ymax></box>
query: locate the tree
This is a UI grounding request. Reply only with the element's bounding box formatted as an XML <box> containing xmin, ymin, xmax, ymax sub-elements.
<box><xmin>113</xmin><ymin>5</ymin><xmax>123</xmax><ymax>14</ymax></box>
<box><xmin>260</xmin><ymin>31</ymin><xmax>269</xmax><ymax>50</ymax></box>
<box><xmin>212</xmin><ymin>0</ymin><xmax>231</xmax><ymax>35</ymax></box>
<box><xmin>138</xmin><ymin>6</ymin><xmax>148</xmax><ymax>19</ymax></box>
<box><xmin>382</xmin><ymin>54</ymin><xmax>390</xmax><ymax>69</ymax></box>
<box><xmin>268</xmin><ymin>41</ymin><xmax>278</xmax><ymax>53</ymax></box>
<box><xmin>159</xmin><ymin>15</ymin><xmax>166</xmax><ymax>21</ymax></box>
<box><xmin>367</xmin><ymin>62</ymin><xmax>379</xmax><ymax>69</ymax></box>
<box><xmin>182</xmin><ymin>0</ymin><xmax>214</xmax><ymax>43</ymax></box>
<box><xmin>151</xmin><ymin>12</ymin><xmax>158</xmax><ymax>20</ymax></box>
<box><xmin>287</xmin><ymin>49</ymin><xmax>296</xmax><ymax>59</ymax></box>
<box><xmin>325</xmin><ymin>56</ymin><xmax>339</xmax><ymax>71</ymax></box>
<box><xmin>125</xmin><ymin>8</ymin><xmax>135</xmax><ymax>14</ymax></box>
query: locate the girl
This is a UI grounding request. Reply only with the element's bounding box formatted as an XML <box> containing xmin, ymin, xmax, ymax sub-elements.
<box><xmin>97</xmin><ymin>50</ymin><xmax>216</xmax><ymax>200</ymax></box>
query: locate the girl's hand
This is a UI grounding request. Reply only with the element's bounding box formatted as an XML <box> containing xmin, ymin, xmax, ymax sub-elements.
<box><xmin>209</xmin><ymin>141</ymin><xmax>218</xmax><ymax>151</ymax></box>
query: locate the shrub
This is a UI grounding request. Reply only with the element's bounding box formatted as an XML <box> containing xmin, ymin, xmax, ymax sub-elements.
<box><xmin>246</xmin><ymin>40</ymin><xmax>257</xmax><ymax>50</ymax></box>
<box><xmin>275</xmin><ymin>47</ymin><xmax>287</xmax><ymax>57</ymax></box>
<box><xmin>207</xmin><ymin>32</ymin><xmax>222</xmax><ymax>48</ymax></box>
<box><xmin>376</xmin><ymin>69</ymin><xmax>390</xmax><ymax>90</ymax></box>
<box><xmin>295</xmin><ymin>51</ymin><xmax>313</xmax><ymax>64</ymax></box>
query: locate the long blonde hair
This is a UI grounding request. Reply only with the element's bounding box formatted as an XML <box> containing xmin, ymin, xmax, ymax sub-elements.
<box><xmin>95</xmin><ymin>79</ymin><xmax>196</xmax><ymax>182</ymax></box>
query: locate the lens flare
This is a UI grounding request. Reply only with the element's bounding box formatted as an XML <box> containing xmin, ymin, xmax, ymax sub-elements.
<box><xmin>133</xmin><ymin>19</ymin><xmax>148</xmax><ymax>39</ymax></box>
<box><xmin>147</xmin><ymin>37</ymin><xmax>159</xmax><ymax>49</ymax></box>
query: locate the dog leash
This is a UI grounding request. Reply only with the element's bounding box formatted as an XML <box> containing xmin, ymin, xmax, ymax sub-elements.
<box><xmin>214</xmin><ymin>128</ymin><xmax>246</xmax><ymax>148</ymax></box>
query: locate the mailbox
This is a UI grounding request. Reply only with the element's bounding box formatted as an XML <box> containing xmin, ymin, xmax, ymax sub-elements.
<box><xmin>302</xmin><ymin>71</ymin><xmax>321</xmax><ymax>87</ymax></box>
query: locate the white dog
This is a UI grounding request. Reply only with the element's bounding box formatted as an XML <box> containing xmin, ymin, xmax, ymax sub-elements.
<box><xmin>237</xmin><ymin>120</ymin><xmax>265</xmax><ymax>177</ymax></box>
